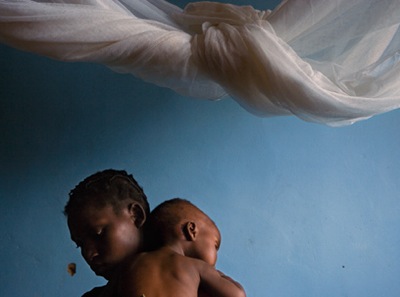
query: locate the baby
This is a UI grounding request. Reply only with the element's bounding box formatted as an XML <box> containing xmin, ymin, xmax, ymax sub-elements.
<box><xmin>118</xmin><ymin>198</ymin><xmax>246</xmax><ymax>297</ymax></box>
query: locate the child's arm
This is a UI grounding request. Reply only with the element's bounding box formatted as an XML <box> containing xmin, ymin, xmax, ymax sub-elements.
<box><xmin>196</xmin><ymin>261</ymin><xmax>246</xmax><ymax>297</ymax></box>
<box><xmin>216</xmin><ymin>270</ymin><xmax>245</xmax><ymax>291</ymax></box>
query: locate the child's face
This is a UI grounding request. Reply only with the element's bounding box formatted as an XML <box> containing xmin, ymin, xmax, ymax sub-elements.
<box><xmin>193</xmin><ymin>220</ymin><xmax>221</xmax><ymax>266</ymax></box>
<box><xmin>67</xmin><ymin>200</ymin><xmax>143</xmax><ymax>280</ymax></box>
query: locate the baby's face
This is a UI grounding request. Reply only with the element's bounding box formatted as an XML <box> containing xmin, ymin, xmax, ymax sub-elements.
<box><xmin>68</xmin><ymin>201</ymin><xmax>142</xmax><ymax>279</ymax></box>
<box><xmin>193</xmin><ymin>220</ymin><xmax>221</xmax><ymax>266</ymax></box>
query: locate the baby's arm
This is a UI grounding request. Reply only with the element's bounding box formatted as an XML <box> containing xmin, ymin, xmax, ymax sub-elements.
<box><xmin>196</xmin><ymin>261</ymin><xmax>246</xmax><ymax>297</ymax></box>
<box><xmin>216</xmin><ymin>270</ymin><xmax>245</xmax><ymax>291</ymax></box>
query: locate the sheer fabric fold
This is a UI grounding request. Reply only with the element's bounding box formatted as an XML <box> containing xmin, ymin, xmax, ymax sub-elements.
<box><xmin>1</xmin><ymin>0</ymin><xmax>399</xmax><ymax>126</ymax></box>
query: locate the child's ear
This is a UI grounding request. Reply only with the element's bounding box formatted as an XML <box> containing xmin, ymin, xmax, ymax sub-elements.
<box><xmin>183</xmin><ymin>221</ymin><xmax>197</xmax><ymax>241</ymax></box>
<box><xmin>128</xmin><ymin>203</ymin><xmax>146</xmax><ymax>228</ymax></box>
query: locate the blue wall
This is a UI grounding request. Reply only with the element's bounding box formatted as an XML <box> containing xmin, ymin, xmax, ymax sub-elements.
<box><xmin>1</xmin><ymin>1</ymin><xmax>400</xmax><ymax>296</ymax></box>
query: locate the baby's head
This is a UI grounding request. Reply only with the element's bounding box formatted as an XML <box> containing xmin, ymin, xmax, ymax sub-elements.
<box><xmin>146</xmin><ymin>198</ymin><xmax>221</xmax><ymax>266</ymax></box>
<box><xmin>65</xmin><ymin>169</ymin><xmax>150</xmax><ymax>279</ymax></box>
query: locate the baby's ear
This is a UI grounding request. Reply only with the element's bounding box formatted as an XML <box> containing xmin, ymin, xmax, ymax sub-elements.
<box><xmin>183</xmin><ymin>221</ymin><xmax>197</xmax><ymax>241</ymax></box>
<box><xmin>128</xmin><ymin>203</ymin><xmax>146</xmax><ymax>228</ymax></box>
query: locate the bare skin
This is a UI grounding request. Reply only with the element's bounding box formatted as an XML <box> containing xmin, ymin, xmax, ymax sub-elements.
<box><xmin>68</xmin><ymin>197</ymin><xmax>244</xmax><ymax>297</ymax></box>
<box><xmin>118</xmin><ymin>202</ymin><xmax>246</xmax><ymax>297</ymax></box>
<box><xmin>120</xmin><ymin>246</ymin><xmax>244</xmax><ymax>297</ymax></box>
<box><xmin>68</xmin><ymin>200</ymin><xmax>146</xmax><ymax>280</ymax></box>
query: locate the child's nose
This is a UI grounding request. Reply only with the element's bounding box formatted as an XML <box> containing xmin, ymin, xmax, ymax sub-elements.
<box><xmin>82</xmin><ymin>242</ymin><xmax>99</xmax><ymax>263</ymax></box>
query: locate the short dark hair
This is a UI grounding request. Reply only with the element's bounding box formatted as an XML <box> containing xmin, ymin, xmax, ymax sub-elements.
<box><xmin>64</xmin><ymin>169</ymin><xmax>150</xmax><ymax>217</ymax></box>
<box><xmin>145</xmin><ymin>198</ymin><xmax>205</xmax><ymax>249</ymax></box>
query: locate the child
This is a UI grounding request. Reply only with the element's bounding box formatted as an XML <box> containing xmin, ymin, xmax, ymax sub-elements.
<box><xmin>65</xmin><ymin>169</ymin><xmax>150</xmax><ymax>297</ymax></box>
<box><xmin>118</xmin><ymin>198</ymin><xmax>246</xmax><ymax>297</ymax></box>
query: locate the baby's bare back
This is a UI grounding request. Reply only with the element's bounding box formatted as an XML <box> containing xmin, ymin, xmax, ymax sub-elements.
<box><xmin>119</xmin><ymin>248</ymin><xmax>202</xmax><ymax>297</ymax></box>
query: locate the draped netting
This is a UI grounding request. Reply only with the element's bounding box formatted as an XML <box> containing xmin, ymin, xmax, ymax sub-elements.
<box><xmin>0</xmin><ymin>0</ymin><xmax>400</xmax><ymax>126</ymax></box>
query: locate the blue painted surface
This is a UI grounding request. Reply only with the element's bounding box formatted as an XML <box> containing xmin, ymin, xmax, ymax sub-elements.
<box><xmin>1</xmin><ymin>1</ymin><xmax>400</xmax><ymax>296</ymax></box>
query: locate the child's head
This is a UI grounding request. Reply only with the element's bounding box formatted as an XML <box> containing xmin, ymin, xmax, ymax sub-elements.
<box><xmin>65</xmin><ymin>169</ymin><xmax>150</xmax><ymax>280</ymax></box>
<box><xmin>146</xmin><ymin>198</ymin><xmax>221</xmax><ymax>266</ymax></box>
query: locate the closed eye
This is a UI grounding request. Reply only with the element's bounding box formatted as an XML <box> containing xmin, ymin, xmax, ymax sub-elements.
<box><xmin>215</xmin><ymin>242</ymin><xmax>220</xmax><ymax>251</ymax></box>
<box><xmin>95</xmin><ymin>225</ymin><xmax>108</xmax><ymax>239</ymax></box>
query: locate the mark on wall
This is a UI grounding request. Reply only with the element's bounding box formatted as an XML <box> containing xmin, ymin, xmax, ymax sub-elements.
<box><xmin>67</xmin><ymin>263</ymin><xmax>76</xmax><ymax>276</ymax></box>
